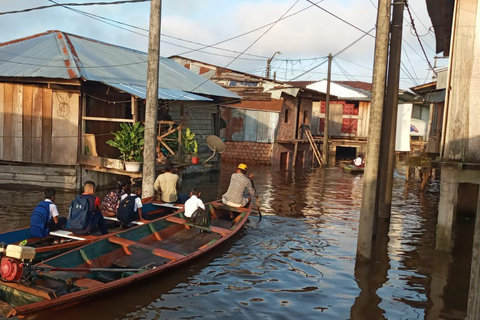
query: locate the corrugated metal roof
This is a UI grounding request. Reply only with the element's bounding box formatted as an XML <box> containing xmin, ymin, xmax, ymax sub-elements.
<box><xmin>103</xmin><ymin>82</ymin><xmax>212</xmax><ymax>101</ymax></box>
<box><xmin>0</xmin><ymin>30</ymin><xmax>240</xmax><ymax>100</ymax></box>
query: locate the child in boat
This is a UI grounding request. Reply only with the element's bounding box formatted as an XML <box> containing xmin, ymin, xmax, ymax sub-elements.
<box><xmin>101</xmin><ymin>180</ymin><xmax>129</xmax><ymax>217</ymax></box>
<box><xmin>353</xmin><ymin>154</ymin><xmax>365</xmax><ymax>167</ymax></box>
<box><xmin>183</xmin><ymin>187</ymin><xmax>211</xmax><ymax>227</ymax></box>
<box><xmin>117</xmin><ymin>183</ymin><xmax>144</xmax><ymax>225</ymax></box>
<box><xmin>30</xmin><ymin>188</ymin><xmax>67</xmax><ymax>238</ymax></box>
<box><xmin>68</xmin><ymin>181</ymin><xmax>108</xmax><ymax>235</ymax></box>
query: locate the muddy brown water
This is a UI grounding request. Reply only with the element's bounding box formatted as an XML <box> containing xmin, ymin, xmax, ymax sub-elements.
<box><xmin>0</xmin><ymin>163</ymin><xmax>472</xmax><ymax>320</ymax></box>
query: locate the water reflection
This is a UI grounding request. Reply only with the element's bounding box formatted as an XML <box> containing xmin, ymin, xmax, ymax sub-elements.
<box><xmin>0</xmin><ymin>163</ymin><xmax>470</xmax><ymax>319</ymax></box>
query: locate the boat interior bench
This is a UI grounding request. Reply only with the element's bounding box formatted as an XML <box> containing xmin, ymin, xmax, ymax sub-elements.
<box><xmin>166</xmin><ymin>216</ymin><xmax>233</xmax><ymax>236</ymax></box>
<box><xmin>49</xmin><ymin>230</ymin><xmax>87</xmax><ymax>241</ymax></box>
<box><xmin>152</xmin><ymin>203</ymin><xmax>183</xmax><ymax>209</ymax></box>
<box><xmin>103</xmin><ymin>216</ymin><xmax>144</xmax><ymax>225</ymax></box>
<box><xmin>108</xmin><ymin>236</ymin><xmax>185</xmax><ymax>261</ymax></box>
<box><xmin>214</xmin><ymin>204</ymin><xmax>249</xmax><ymax>213</ymax></box>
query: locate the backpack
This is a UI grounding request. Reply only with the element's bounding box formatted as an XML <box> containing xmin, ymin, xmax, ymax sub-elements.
<box><xmin>117</xmin><ymin>195</ymin><xmax>138</xmax><ymax>224</ymax></box>
<box><xmin>190</xmin><ymin>207</ymin><xmax>211</xmax><ymax>228</ymax></box>
<box><xmin>30</xmin><ymin>201</ymin><xmax>51</xmax><ymax>238</ymax></box>
<box><xmin>68</xmin><ymin>195</ymin><xmax>91</xmax><ymax>231</ymax></box>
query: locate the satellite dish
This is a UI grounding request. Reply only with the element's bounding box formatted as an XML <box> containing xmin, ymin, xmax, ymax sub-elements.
<box><xmin>204</xmin><ymin>135</ymin><xmax>225</xmax><ymax>164</ymax></box>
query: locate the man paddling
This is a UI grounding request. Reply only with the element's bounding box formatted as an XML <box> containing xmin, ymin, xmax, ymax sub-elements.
<box><xmin>222</xmin><ymin>163</ymin><xmax>256</xmax><ymax>208</ymax></box>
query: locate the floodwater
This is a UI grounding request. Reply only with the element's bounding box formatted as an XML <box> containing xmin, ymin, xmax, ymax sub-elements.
<box><xmin>0</xmin><ymin>162</ymin><xmax>473</xmax><ymax>320</ymax></box>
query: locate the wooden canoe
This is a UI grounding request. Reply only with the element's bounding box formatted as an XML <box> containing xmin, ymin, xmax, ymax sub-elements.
<box><xmin>339</xmin><ymin>161</ymin><xmax>365</xmax><ymax>174</ymax></box>
<box><xmin>0</xmin><ymin>198</ymin><xmax>179</xmax><ymax>263</ymax></box>
<box><xmin>0</xmin><ymin>200</ymin><xmax>251</xmax><ymax>318</ymax></box>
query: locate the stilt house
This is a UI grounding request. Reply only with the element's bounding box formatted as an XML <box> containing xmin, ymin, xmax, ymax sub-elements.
<box><xmin>0</xmin><ymin>31</ymin><xmax>239</xmax><ymax>189</ymax></box>
<box><xmin>170</xmin><ymin>56</ymin><xmax>329</xmax><ymax>169</ymax></box>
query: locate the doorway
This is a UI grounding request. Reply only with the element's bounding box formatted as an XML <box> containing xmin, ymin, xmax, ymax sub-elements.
<box><xmin>335</xmin><ymin>146</ymin><xmax>357</xmax><ymax>161</ymax></box>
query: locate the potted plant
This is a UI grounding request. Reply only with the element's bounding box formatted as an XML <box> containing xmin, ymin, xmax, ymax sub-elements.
<box><xmin>107</xmin><ymin>122</ymin><xmax>145</xmax><ymax>172</ymax></box>
<box><xmin>182</xmin><ymin>128</ymin><xmax>199</xmax><ymax>164</ymax></box>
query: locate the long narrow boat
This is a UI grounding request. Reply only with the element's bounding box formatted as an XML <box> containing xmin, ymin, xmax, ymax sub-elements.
<box><xmin>339</xmin><ymin>161</ymin><xmax>365</xmax><ymax>174</ymax></box>
<box><xmin>0</xmin><ymin>199</ymin><xmax>179</xmax><ymax>263</ymax></box>
<box><xmin>0</xmin><ymin>200</ymin><xmax>251</xmax><ymax>318</ymax></box>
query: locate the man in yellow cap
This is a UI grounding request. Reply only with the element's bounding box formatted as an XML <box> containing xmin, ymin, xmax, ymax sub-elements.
<box><xmin>222</xmin><ymin>163</ymin><xmax>256</xmax><ymax>208</ymax></box>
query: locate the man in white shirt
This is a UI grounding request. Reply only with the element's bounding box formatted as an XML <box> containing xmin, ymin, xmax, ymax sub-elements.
<box><xmin>184</xmin><ymin>187</ymin><xmax>205</xmax><ymax>218</ymax></box>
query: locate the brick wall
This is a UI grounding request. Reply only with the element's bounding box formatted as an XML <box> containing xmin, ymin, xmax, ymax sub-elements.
<box><xmin>221</xmin><ymin>141</ymin><xmax>273</xmax><ymax>165</ymax></box>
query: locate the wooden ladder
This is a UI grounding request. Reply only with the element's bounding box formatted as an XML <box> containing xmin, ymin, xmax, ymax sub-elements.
<box><xmin>305</xmin><ymin>128</ymin><xmax>323</xmax><ymax>166</ymax></box>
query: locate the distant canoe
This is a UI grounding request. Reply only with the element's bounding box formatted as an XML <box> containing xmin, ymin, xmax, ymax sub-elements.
<box><xmin>339</xmin><ymin>161</ymin><xmax>365</xmax><ymax>174</ymax></box>
<box><xmin>0</xmin><ymin>200</ymin><xmax>251</xmax><ymax>318</ymax></box>
<box><xmin>0</xmin><ymin>198</ymin><xmax>178</xmax><ymax>263</ymax></box>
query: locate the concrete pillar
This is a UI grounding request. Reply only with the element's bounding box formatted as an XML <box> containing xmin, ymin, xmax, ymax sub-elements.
<box><xmin>436</xmin><ymin>177</ymin><xmax>458</xmax><ymax>251</ymax></box>
<box><xmin>467</xmin><ymin>192</ymin><xmax>480</xmax><ymax>319</ymax></box>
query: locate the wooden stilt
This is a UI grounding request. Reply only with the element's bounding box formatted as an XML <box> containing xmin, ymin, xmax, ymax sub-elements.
<box><xmin>292</xmin><ymin>142</ymin><xmax>298</xmax><ymax>169</ymax></box>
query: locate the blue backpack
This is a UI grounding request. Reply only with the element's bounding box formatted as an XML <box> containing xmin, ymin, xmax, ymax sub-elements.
<box><xmin>117</xmin><ymin>195</ymin><xmax>137</xmax><ymax>224</ymax></box>
<box><xmin>68</xmin><ymin>195</ymin><xmax>91</xmax><ymax>231</ymax></box>
<box><xmin>30</xmin><ymin>201</ymin><xmax>51</xmax><ymax>238</ymax></box>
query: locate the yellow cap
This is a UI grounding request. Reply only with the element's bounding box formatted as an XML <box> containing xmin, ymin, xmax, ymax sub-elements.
<box><xmin>238</xmin><ymin>163</ymin><xmax>248</xmax><ymax>170</ymax></box>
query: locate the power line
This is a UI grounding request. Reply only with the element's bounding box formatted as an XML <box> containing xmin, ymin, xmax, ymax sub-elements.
<box><xmin>47</xmin><ymin>0</ymin><xmax>271</xmax><ymax>61</ymax></box>
<box><xmin>401</xmin><ymin>46</ymin><xmax>420</xmax><ymax>84</ymax></box>
<box><xmin>305</xmin><ymin>0</ymin><xmax>375</xmax><ymax>38</ymax></box>
<box><xmin>408</xmin><ymin>3</ymin><xmax>435</xmax><ymax>39</ymax></box>
<box><xmin>333</xmin><ymin>59</ymin><xmax>355</xmax><ymax>81</ymax></box>
<box><xmin>175</xmin><ymin>0</ymin><xmax>301</xmax><ymax>100</ymax></box>
<box><xmin>405</xmin><ymin>0</ymin><xmax>437</xmax><ymax>76</ymax></box>
<box><xmin>0</xmin><ymin>0</ymin><xmax>149</xmax><ymax>16</ymax></box>
<box><xmin>289</xmin><ymin>27</ymin><xmax>375</xmax><ymax>80</ymax></box>
<box><xmin>48</xmin><ymin>0</ymin><xmax>332</xmax><ymax>63</ymax></box>
<box><xmin>176</xmin><ymin>0</ymin><xmax>326</xmax><ymax>58</ymax></box>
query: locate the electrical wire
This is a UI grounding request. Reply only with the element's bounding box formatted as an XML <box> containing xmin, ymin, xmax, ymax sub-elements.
<box><xmin>405</xmin><ymin>0</ymin><xmax>437</xmax><ymax>76</ymax></box>
<box><xmin>305</xmin><ymin>0</ymin><xmax>375</xmax><ymax>38</ymax></box>
<box><xmin>175</xmin><ymin>0</ymin><xmax>326</xmax><ymax>58</ymax></box>
<box><xmin>176</xmin><ymin>0</ymin><xmax>301</xmax><ymax>102</ymax></box>
<box><xmin>402</xmin><ymin>46</ymin><xmax>420</xmax><ymax>83</ymax></box>
<box><xmin>0</xmin><ymin>0</ymin><xmax>149</xmax><ymax>16</ymax></box>
<box><xmin>289</xmin><ymin>27</ymin><xmax>375</xmax><ymax>80</ymax></box>
<box><xmin>47</xmin><ymin>0</ymin><xmax>271</xmax><ymax>61</ymax></box>
<box><xmin>333</xmin><ymin>59</ymin><xmax>355</xmax><ymax>81</ymax></box>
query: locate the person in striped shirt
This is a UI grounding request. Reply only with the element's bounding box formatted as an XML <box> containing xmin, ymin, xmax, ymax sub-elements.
<box><xmin>222</xmin><ymin>163</ymin><xmax>256</xmax><ymax>208</ymax></box>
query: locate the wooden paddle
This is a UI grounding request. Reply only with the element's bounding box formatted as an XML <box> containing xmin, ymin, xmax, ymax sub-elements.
<box><xmin>249</xmin><ymin>176</ymin><xmax>262</xmax><ymax>222</ymax></box>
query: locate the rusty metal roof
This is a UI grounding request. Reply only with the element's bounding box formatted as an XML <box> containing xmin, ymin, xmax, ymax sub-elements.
<box><xmin>0</xmin><ymin>30</ymin><xmax>239</xmax><ymax>101</ymax></box>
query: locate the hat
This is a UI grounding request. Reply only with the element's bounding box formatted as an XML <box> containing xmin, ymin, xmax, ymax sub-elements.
<box><xmin>238</xmin><ymin>163</ymin><xmax>248</xmax><ymax>170</ymax></box>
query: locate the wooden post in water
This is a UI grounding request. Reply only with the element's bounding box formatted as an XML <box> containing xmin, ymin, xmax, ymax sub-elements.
<box><xmin>142</xmin><ymin>0</ymin><xmax>162</xmax><ymax>198</ymax></box>
<box><xmin>322</xmin><ymin>53</ymin><xmax>332</xmax><ymax>167</ymax></box>
<box><xmin>356</xmin><ymin>0</ymin><xmax>391</xmax><ymax>260</ymax></box>
<box><xmin>378</xmin><ymin>0</ymin><xmax>405</xmax><ymax>220</ymax></box>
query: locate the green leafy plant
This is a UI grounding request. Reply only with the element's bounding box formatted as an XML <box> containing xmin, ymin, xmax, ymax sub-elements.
<box><xmin>182</xmin><ymin>127</ymin><xmax>198</xmax><ymax>156</ymax></box>
<box><xmin>106</xmin><ymin>122</ymin><xmax>145</xmax><ymax>162</ymax></box>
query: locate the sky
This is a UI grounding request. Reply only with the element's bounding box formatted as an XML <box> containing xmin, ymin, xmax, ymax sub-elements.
<box><xmin>0</xmin><ymin>0</ymin><xmax>447</xmax><ymax>90</ymax></box>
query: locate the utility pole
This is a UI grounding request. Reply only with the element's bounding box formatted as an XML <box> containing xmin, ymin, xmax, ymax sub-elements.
<box><xmin>378</xmin><ymin>0</ymin><xmax>405</xmax><ymax>220</ymax></box>
<box><xmin>142</xmin><ymin>0</ymin><xmax>162</xmax><ymax>198</ymax></box>
<box><xmin>266</xmin><ymin>51</ymin><xmax>281</xmax><ymax>79</ymax></box>
<box><xmin>322</xmin><ymin>53</ymin><xmax>333</xmax><ymax>166</ymax></box>
<box><xmin>357</xmin><ymin>0</ymin><xmax>391</xmax><ymax>260</ymax></box>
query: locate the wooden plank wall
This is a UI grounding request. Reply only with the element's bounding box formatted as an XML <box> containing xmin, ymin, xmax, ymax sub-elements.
<box><xmin>443</xmin><ymin>0</ymin><xmax>480</xmax><ymax>161</ymax></box>
<box><xmin>357</xmin><ymin>101</ymin><xmax>370</xmax><ymax>137</ymax></box>
<box><xmin>170</xmin><ymin>102</ymin><xmax>217</xmax><ymax>156</ymax></box>
<box><xmin>0</xmin><ymin>83</ymin><xmax>80</xmax><ymax>165</ymax></box>
<box><xmin>51</xmin><ymin>91</ymin><xmax>80</xmax><ymax>165</ymax></box>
